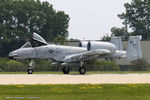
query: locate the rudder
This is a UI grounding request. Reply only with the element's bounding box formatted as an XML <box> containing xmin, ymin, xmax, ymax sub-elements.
<box><xmin>110</xmin><ymin>37</ymin><xmax>123</xmax><ymax>50</ymax></box>
<box><xmin>126</xmin><ymin>36</ymin><xmax>143</xmax><ymax>61</ymax></box>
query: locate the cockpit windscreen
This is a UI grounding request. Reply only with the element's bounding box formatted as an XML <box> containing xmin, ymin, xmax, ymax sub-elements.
<box><xmin>20</xmin><ymin>42</ymin><xmax>32</xmax><ymax>48</ymax></box>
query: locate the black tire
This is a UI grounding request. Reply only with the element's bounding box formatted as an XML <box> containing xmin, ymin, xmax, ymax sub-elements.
<box><xmin>28</xmin><ymin>68</ymin><xmax>33</xmax><ymax>74</ymax></box>
<box><xmin>62</xmin><ymin>67</ymin><xmax>70</xmax><ymax>74</ymax></box>
<box><xmin>79</xmin><ymin>67</ymin><xmax>86</xmax><ymax>74</ymax></box>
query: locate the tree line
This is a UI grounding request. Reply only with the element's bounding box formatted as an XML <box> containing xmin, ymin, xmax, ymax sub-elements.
<box><xmin>1</xmin><ymin>0</ymin><xmax>150</xmax><ymax>56</ymax></box>
<box><xmin>102</xmin><ymin>0</ymin><xmax>150</xmax><ymax>41</ymax></box>
<box><xmin>0</xmin><ymin>0</ymin><xmax>69</xmax><ymax>57</ymax></box>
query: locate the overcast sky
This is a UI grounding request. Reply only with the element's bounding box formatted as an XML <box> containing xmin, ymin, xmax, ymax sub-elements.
<box><xmin>41</xmin><ymin>0</ymin><xmax>132</xmax><ymax>40</ymax></box>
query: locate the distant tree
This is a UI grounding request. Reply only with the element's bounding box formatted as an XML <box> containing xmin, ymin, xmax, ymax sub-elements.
<box><xmin>111</xmin><ymin>27</ymin><xmax>130</xmax><ymax>40</ymax></box>
<box><xmin>101</xmin><ymin>26</ymin><xmax>130</xmax><ymax>41</ymax></box>
<box><xmin>54</xmin><ymin>36</ymin><xmax>68</xmax><ymax>45</ymax></box>
<box><xmin>69</xmin><ymin>38</ymin><xmax>80</xmax><ymax>42</ymax></box>
<box><xmin>118</xmin><ymin>0</ymin><xmax>150</xmax><ymax>40</ymax></box>
<box><xmin>101</xmin><ymin>34</ymin><xmax>111</xmax><ymax>41</ymax></box>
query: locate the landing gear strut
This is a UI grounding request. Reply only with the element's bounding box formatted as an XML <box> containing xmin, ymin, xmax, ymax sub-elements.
<box><xmin>27</xmin><ymin>59</ymin><xmax>34</xmax><ymax>74</ymax></box>
<box><xmin>62</xmin><ymin>66</ymin><xmax>70</xmax><ymax>74</ymax></box>
<box><xmin>79</xmin><ymin>61</ymin><xmax>86</xmax><ymax>74</ymax></box>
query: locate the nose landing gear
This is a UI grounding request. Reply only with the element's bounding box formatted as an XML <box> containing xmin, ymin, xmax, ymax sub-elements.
<box><xmin>28</xmin><ymin>68</ymin><xmax>33</xmax><ymax>74</ymax></box>
<box><xmin>27</xmin><ymin>59</ymin><xmax>34</xmax><ymax>74</ymax></box>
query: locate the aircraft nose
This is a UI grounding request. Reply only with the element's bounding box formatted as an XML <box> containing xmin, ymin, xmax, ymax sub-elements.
<box><xmin>8</xmin><ymin>50</ymin><xmax>19</xmax><ymax>59</ymax></box>
<box><xmin>9</xmin><ymin>51</ymin><xmax>14</xmax><ymax>59</ymax></box>
<box><xmin>9</xmin><ymin>56</ymin><xmax>14</xmax><ymax>59</ymax></box>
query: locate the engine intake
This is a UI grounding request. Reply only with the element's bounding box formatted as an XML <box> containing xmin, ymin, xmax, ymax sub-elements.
<box><xmin>78</xmin><ymin>41</ymin><xmax>88</xmax><ymax>48</ymax></box>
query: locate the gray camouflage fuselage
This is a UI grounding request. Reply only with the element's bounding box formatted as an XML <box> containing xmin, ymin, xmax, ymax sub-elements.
<box><xmin>9</xmin><ymin>45</ymin><xmax>87</xmax><ymax>61</ymax></box>
<box><xmin>9</xmin><ymin>42</ymin><xmax>117</xmax><ymax>62</ymax></box>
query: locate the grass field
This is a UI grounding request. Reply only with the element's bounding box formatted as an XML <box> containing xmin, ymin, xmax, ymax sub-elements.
<box><xmin>0</xmin><ymin>84</ymin><xmax>150</xmax><ymax>100</ymax></box>
<box><xmin>0</xmin><ymin>71</ymin><xmax>150</xmax><ymax>74</ymax></box>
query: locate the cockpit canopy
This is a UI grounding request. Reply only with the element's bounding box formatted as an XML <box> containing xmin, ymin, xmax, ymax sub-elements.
<box><xmin>20</xmin><ymin>33</ymin><xmax>48</xmax><ymax>48</ymax></box>
<box><xmin>32</xmin><ymin>33</ymin><xmax>47</xmax><ymax>45</ymax></box>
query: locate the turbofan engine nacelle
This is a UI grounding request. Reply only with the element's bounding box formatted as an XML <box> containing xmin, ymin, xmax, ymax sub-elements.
<box><xmin>87</xmin><ymin>41</ymin><xmax>116</xmax><ymax>53</ymax></box>
<box><xmin>78</xmin><ymin>41</ymin><xmax>88</xmax><ymax>48</ymax></box>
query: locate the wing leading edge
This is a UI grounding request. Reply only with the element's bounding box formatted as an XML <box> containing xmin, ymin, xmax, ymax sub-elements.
<box><xmin>63</xmin><ymin>49</ymin><xmax>110</xmax><ymax>63</ymax></box>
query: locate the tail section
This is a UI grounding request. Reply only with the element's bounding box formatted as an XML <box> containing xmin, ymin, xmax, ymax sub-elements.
<box><xmin>110</xmin><ymin>37</ymin><xmax>123</xmax><ymax>50</ymax></box>
<box><xmin>126</xmin><ymin>36</ymin><xmax>143</xmax><ymax>61</ymax></box>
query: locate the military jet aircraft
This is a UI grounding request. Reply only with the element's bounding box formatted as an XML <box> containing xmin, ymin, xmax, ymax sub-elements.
<box><xmin>9</xmin><ymin>33</ymin><xmax>143</xmax><ymax>74</ymax></box>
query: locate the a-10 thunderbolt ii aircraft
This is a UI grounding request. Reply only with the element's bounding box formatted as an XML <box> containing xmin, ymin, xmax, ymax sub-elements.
<box><xmin>9</xmin><ymin>33</ymin><xmax>143</xmax><ymax>74</ymax></box>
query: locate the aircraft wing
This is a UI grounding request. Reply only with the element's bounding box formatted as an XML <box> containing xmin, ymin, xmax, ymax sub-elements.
<box><xmin>63</xmin><ymin>49</ymin><xmax>110</xmax><ymax>63</ymax></box>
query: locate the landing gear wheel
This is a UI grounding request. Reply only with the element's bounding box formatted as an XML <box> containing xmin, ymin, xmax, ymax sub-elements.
<box><xmin>79</xmin><ymin>67</ymin><xmax>86</xmax><ymax>74</ymax></box>
<box><xmin>28</xmin><ymin>68</ymin><xmax>33</xmax><ymax>74</ymax></box>
<box><xmin>63</xmin><ymin>67</ymin><xmax>70</xmax><ymax>74</ymax></box>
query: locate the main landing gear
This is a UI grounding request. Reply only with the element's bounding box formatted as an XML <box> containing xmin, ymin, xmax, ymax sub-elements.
<box><xmin>79</xmin><ymin>67</ymin><xmax>86</xmax><ymax>74</ymax></box>
<box><xmin>27</xmin><ymin>59</ymin><xmax>34</xmax><ymax>74</ymax></box>
<box><xmin>79</xmin><ymin>61</ymin><xmax>86</xmax><ymax>74</ymax></box>
<box><xmin>62</xmin><ymin>61</ymin><xmax>87</xmax><ymax>75</ymax></box>
<box><xmin>62</xmin><ymin>66</ymin><xmax>70</xmax><ymax>74</ymax></box>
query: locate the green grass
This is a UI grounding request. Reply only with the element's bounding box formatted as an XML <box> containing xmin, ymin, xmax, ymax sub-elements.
<box><xmin>0</xmin><ymin>84</ymin><xmax>150</xmax><ymax>100</ymax></box>
<box><xmin>0</xmin><ymin>71</ymin><xmax>150</xmax><ymax>74</ymax></box>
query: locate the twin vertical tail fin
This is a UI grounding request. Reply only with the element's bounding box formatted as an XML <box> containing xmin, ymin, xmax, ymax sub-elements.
<box><xmin>126</xmin><ymin>36</ymin><xmax>143</xmax><ymax>61</ymax></box>
<box><xmin>110</xmin><ymin>37</ymin><xmax>123</xmax><ymax>50</ymax></box>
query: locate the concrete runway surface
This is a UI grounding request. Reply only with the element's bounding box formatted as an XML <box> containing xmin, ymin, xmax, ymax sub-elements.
<box><xmin>0</xmin><ymin>74</ymin><xmax>150</xmax><ymax>84</ymax></box>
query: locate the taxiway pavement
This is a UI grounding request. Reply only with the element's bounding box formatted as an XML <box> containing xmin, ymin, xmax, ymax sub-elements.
<box><xmin>0</xmin><ymin>74</ymin><xmax>150</xmax><ymax>84</ymax></box>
